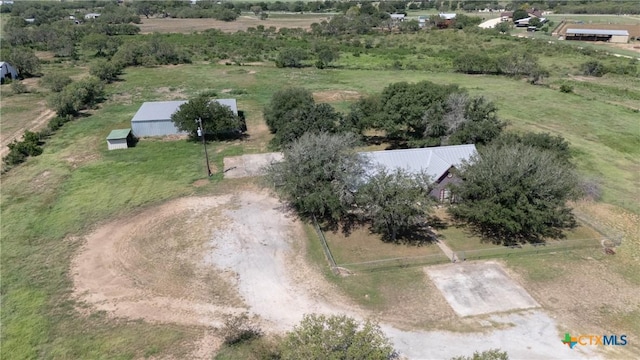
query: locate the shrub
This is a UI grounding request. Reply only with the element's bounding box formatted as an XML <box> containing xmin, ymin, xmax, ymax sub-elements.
<box><xmin>39</xmin><ymin>73</ymin><xmax>72</xmax><ymax>92</ymax></box>
<box><xmin>581</xmin><ymin>60</ymin><xmax>606</xmax><ymax>77</ymax></box>
<box><xmin>275</xmin><ymin>47</ymin><xmax>307</xmax><ymax>68</ymax></box>
<box><xmin>11</xmin><ymin>81</ymin><xmax>27</xmax><ymax>94</ymax></box>
<box><xmin>49</xmin><ymin>77</ymin><xmax>105</xmax><ymax>116</ymax></box>
<box><xmin>221</xmin><ymin>313</ymin><xmax>262</xmax><ymax>346</ymax></box>
<box><xmin>559</xmin><ymin>84</ymin><xmax>574</xmax><ymax>93</ymax></box>
<box><xmin>3</xmin><ymin>130</ymin><xmax>43</xmax><ymax>166</ymax></box>
<box><xmin>89</xmin><ymin>59</ymin><xmax>124</xmax><ymax>83</ymax></box>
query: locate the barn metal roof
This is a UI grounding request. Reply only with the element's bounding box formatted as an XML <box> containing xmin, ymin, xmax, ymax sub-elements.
<box><xmin>131</xmin><ymin>99</ymin><xmax>238</xmax><ymax>122</ymax></box>
<box><xmin>106</xmin><ymin>128</ymin><xmax>131</xmax><ymax>140</ymax></box>
<box><xmin>566</xmin><ymin>28</ymin><xmax>629</xmax><ymax>36</ymax></box>
<box><xmin>362</xmin><ymin>144</ymin><xmax>477</xmax><ymax>181</ymax></box>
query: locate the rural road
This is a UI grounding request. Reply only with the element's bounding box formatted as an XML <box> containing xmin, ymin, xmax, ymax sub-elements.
<box><xmin>478</xmin><ymin>17</ymin><xmax>503</xmax><ymax>29</ymax></box>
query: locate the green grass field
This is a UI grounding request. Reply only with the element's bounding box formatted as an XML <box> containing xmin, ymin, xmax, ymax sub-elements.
<box><xmin>2</xmin><ymin>49</ymin><xmax>639</xmax><ymax>358</ymax></box>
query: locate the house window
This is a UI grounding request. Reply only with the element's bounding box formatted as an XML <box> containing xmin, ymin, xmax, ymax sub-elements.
<box><xmin>440</xmin><ymin>188</ymin><xmax>454</xmax><ymax>203</ymax></box>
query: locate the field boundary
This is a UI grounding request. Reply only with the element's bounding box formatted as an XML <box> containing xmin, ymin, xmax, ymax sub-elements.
<box><xmin>454</xmin><ymin>237</ymin><xmax>610</xmax><ymax>262</ymax></box>
<box><xmin>312</xmin><ymin>220</ymin><xmax>615</xmax><ymax>274</ymax></box>
<box><xmin>312</xmin><ymin>215</ymin><xmax>339</xmax><ymax>275</ymax></box>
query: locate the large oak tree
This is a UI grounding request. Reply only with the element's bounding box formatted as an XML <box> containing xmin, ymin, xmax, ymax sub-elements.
<box><xmin>266</xmin><ymin>132</ymin><xmax>367</xmax><ymax>223</ymax></box>
<box><xmin>449</xmin><ymin>143</ymin><xmax>580</xmax><ymax>245</ymax></box>
<box><xmin>171</xmin><ymin>95</ymin><xmax>243</xmax><ymax>138</ymax></box>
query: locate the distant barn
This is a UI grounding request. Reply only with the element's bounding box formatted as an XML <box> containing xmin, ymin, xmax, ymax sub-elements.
<box><xmin>565</xmin><ymin>28</ymin><xmax>629</xmax><ymax>43</ymax></box>
<box><xmin>131</xmin><ymin>99</ymin><xmax>238</xmax><ymax>137</ymax></box>
<box><xmin>0</xmin><ymin>62</ymin><xmax>19</xmax><ymax>83</ymax></box>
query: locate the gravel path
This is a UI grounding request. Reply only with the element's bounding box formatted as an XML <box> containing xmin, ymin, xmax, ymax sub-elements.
<box><xmin>73</xmin><ymin>191</ymin><xmax>604</xmax><ymax>359</ymax></box>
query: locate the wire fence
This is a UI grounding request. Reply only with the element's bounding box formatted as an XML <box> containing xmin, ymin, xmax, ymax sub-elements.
<box><xmin>311</xmin><ymin>216</ymin><xmax>619</xmax><ymax>275</ymax></box>
<box><xmin>455</xmin><ymin>238</ymin><xmax>607</xmax><ymax>262</ymax></box>
<box><xmin>311</xmin><ymin>215</ymin><xmax>339</xmax><ymax>275</ymax></box>
<box><xmin>339</xmin><ymin>253</ymin><xmax>451</xmax><ymax>273</ymax></box>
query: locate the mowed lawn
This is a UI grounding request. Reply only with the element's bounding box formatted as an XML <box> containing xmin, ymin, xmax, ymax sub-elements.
<box><xmin>2</xmin><ymin>62</ymin><xmax>639</xmax><ymax>358</ymax></box>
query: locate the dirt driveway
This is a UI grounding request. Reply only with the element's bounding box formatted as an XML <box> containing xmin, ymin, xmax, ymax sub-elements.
<box><xmin>72</xmin><ymin>190</ymin><xmax>602</xmax><ymax>359</ymax></box>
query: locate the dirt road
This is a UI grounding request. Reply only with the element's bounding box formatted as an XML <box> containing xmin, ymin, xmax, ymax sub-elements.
<box><xmin>0</xmin><ymin>107</ymin><xmax>56</xmax><ymax>158</ymax></box>
<box><xmin>72</xmin><ymin>191</ymin><xmax>602</xmax><ymax>359</ymax></box>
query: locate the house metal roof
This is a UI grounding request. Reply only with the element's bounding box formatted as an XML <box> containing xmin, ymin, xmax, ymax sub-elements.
<box><xmin>361</xmin><ymin>144</ymin><xmax>477</xmax><ymax>181</ymax></box>
<box><xmin>106</xmin><ymin>128</ymin><xmax>131</xmax><ymax>140</ymax></box>
<box><xmin>439</xmin><ymin>13</ymin><xmax>457</xmax><ymax>20</ymax></box>
<box><xmin>131</xmin><ymin>99</ymin><xmax>238</xmax><ymax>122</ymax></box>
<box><xmin>566</xmin><ymin>28</ymin><xmax>629</xmax><ymax>36</ymax></box>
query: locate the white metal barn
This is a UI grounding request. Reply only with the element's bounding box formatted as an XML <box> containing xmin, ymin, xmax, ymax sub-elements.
<box><xmin>565</xmin><ymin>28</ymin><xmax>630</xmax><ymax>43</ymax></box>
<box><xmin>0</xmin><ymin>62</ymin><xmax>19</xmax><ymax>83</ymax></box>
<box><xmin>131</xmin><ymin>99</ymin><xmax>238</xmax><ymax>137</ymax></box>
<box><xmin>106</xmin><ymin>128</ymin><xmax>132</xmax><ymax>150</ymax></box>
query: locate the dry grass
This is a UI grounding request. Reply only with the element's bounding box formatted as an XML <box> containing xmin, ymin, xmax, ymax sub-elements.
<box><xmin>323</xmin><ymin>225</ymin><xmax>443</xmax><ymax>265</ymax></box>
<box><xmin>125</xmin><ymin>207</ymin><xmax>242</xmax><ymax>306</ymax></box>
<box><xmin>138</xmin><ymin>14</ymin><xmax>331</xmax><ymax>34</ymax></box>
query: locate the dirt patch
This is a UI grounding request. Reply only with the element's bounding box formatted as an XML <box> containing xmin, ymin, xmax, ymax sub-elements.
<box><xmin>72</xmin><ymin>195</ymin><xmax>248</xmax><ymax>328</ymax></box>
<box><xmin>155</xmin><ymin>86</ymin><xmax>187</xmax><ymax>100</ymax></box>
<box><xmin>64</xmin><ymin>153</ymin><xmax>100</xmax><ymax>169</ymax></box>
<box><xmin>138</xmin><ymin>16</ymin><xmax>330</xmax><ymax>34</ymax></box>
<box><xmin>192</xmin><ymin>179</ymin><xmax>209</xmax><ymax>187</ymax></box>
<box><xmin>223</xmin><ymin>152</ymin><xmax>282</xmax><ymax>178</ymax></box>
<box><xmin>313</xmin><ymin>90</ymin><xmax>361</xmax><ymax>103</ymax></box>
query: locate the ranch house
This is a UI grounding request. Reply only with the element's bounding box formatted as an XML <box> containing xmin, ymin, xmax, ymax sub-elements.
<box><xmin>363</xmin><ymin>144</ymin><xmax>477</xmax><ymax>203</ymax></box>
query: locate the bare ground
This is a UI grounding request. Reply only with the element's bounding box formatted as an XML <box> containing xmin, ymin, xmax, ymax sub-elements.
<box><xmin>138</xmin><ymin>15</ymin><xmax>330</xmax><ymax>34</ymax></box>
<box><xmin>71</xmin><ymin>190</ymin><xmax>610</xmax><ymax>359</ymax></box>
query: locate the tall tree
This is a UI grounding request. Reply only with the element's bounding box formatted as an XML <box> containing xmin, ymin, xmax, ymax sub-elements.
<box><xmin>6</xmin><ymin>47</ymin><xmax>40</xmax><ymax>77</ymax></box>
<box><xmin>171</xmin><ymin>96</ymin><xmax>242</xmax><ymax>138</ymax></box>
<box><xmin>357</xmin><ymin>167</ymin><xmax>433</xmax><ymax>242</ymax></box>
<box><xmin>264</xmin><ymin>87</ymin><xmax>315</xmax><ymax>134</ymax></box>
<box><xmin>360</xmin><ymin>81</ymin><xmax>462</xmax><ymax>139</ymax></box>
<box><xmin>449</xmin><ymin>143</ymin><xmax>580</xmax><ymax>245</ymax></box>
<box><xmin>266</xmin><ymin>132</ymin><xmax>368</xmax><ymax>223</ymax></box>
<box><xmin>280</xmin><ymin>314</ymin><xmax>397</xmax><ymax>360</ymax></box>
<box><xmin>274</xmin><ymin>102</ymin><xmax>342</xmax><ymax>145</ymax></box>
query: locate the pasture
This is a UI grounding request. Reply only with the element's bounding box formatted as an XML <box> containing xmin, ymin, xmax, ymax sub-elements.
<box><xmin>2</xmin><ymin>31</ymin><xmax>640</xmax><ymax>358</ymax></box>
<box><xmin>138</xmin><ymin>13</ymin><xmax>332</xmax><ymax>34</ymax></box>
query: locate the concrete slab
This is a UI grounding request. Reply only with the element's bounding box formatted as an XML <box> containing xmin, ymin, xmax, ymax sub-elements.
<box><xmin>223</xmin><ymin>152</ymin><xmax>283</xmax><ymax>178</ymax></box>
<box><xmin>425</xmin><ymin>261</ymin><xmax>539</xmax><ymax>317</ymax></box>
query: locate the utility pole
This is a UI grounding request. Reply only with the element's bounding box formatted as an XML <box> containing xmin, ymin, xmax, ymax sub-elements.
<box><xmin>196</xmin><ymin>118</ymin><xmax>212</xmax><ymax>177</ymax></box>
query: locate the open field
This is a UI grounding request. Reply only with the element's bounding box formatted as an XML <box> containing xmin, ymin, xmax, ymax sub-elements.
<box><xmin>138</xmin><ymin>14</ymin><xmax>331</xmax><ymax>34</ymax></box>
<box><xmin>2</xmin><ymin>54</ymin><xmax>639</xmax><ymax>359</ymax></box>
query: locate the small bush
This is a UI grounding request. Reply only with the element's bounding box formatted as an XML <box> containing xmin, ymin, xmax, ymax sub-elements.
<box><xmin>581</xmin><ymin>60</ymin><xmax>606</xmax><ymax>77</ymax></box>
<box><xmin>559</xmin><ymin>84</ymin><xmax>573</xmax><ymax>93</ymax></box>
<box><xmin>221</xmin><ymin>313</ymin><xmax>263</xmax><ymax>346</ymax></box>
<box><xmin>3</xmin><ymin>130</ymin><xmax>43</xmax><ymax>166</ymax></box>
<box><xmin>39</xmin><ymin>73</ymin><xmax>72</xmax><ymax>92</ymax></box>
<box><xmin>11</xmin><ymin>81</ymin><xmax>27</xmax><ymax>94</ymax></box>
<box><xmin>228</xmin><ymin>89</ymin><xmax>247</xmax><ymax>95</ymax></box>
<box><xmin>199</xmin><ymin>89</ymin><xmax>217</xmax><ymax>97</ymax></box>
